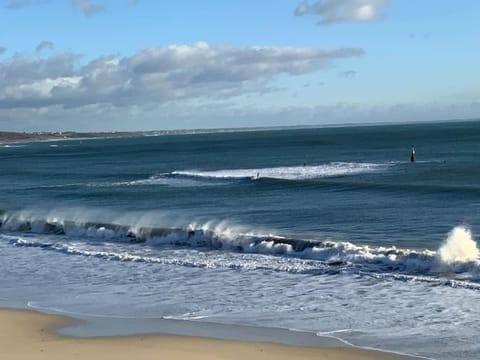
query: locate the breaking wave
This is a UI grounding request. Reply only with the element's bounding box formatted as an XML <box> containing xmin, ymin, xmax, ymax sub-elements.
<box><xmin>1</xmin><ymin>144</ymin><xmax>26</xmax><ymax>148</ymax></box>
<box><xmin>172</xmin><ymin>162</ymin><xmax>390</xmax><ymax>181</ymax></box>
<box><xmin>1</xmin><ymin>210</ymin><xmax>479</xmax><ymax>287</ymax></box>
<box><xmin>438</xmin><ymin>226</ymin><xmax>479</xmax><ymax>263</ymax></box>
<box><xmin>38</xmin><ymin>166</ymin><xmax>480</xmax><ymax>196</ymax></box>
<box><xmin>83</xmin><ymin>162</ymin><xmax>392</xmax><ymax>188</ymax></box>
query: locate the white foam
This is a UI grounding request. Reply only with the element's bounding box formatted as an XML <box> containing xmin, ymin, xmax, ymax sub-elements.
<box><xmin>3</xmin><ymin>210</ymin><xmax>480</xmax><ymax>286</ymax></box>
<box><xmin>69</xmin><ymin>162</ymin><xmax>391</xmax><ymax>189</ymax></box>
<box><xmin>113</xmin><ymin>175</ymin><xmax>228</xmax><ymax>187</ymax></box>
<box><xmin>438</xmin><ymin>226</ymin><xmax>480</xmax><ymax>264</ymax></box>
<box><xmin>173</xmin><ymin>162</ymin><xmax>390</xmax><ymax>181</ymax></box>
<box><xmin>1</xmin><ymin>144</ymin><xmax>26</xmax><ymax>148</ymax></box>
<box><xmin>2</xmin><ymin>224</ymin><xmax>480</xmax><ymax>360</ymax></box>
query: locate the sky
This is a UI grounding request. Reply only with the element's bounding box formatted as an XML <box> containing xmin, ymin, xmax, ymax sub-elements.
<box><xmin>1</xmin><ymin>0</ymin><xmax>479</xmax><ymax>131</ymax></box>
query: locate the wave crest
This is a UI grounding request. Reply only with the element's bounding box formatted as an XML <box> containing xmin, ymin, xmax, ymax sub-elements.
<box><xmin>1</xmin><ymin>212</ymin><xmax>479</xmax><ymax>286</ymax></box>
<box><xmin>173</xmin><ymin>162</ymin><xmax>390</xmax><ymax>181</ymax></box>
<box><xmin>438</xmin><ymin>226</ymin><xmax>480</xmax><ymax>264</ymax></box>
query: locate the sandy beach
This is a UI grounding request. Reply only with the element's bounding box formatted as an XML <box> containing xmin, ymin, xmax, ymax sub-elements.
<box><xmin>0</xmin><ymin>308</ymin><xmax>418</xmax><ymax>360</ymax></box>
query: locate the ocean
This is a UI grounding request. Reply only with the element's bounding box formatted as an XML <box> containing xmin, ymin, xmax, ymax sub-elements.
<box><xmin>1</xmin><ymin>120</ymin><xmax>480</xmax><ymax>359</ymax></box>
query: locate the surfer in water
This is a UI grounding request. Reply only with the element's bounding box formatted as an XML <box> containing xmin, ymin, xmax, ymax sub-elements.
<box><xmin>410</xmin><ymin>145</ymin><xmax>416</xmax><ymax>162</ymax></box>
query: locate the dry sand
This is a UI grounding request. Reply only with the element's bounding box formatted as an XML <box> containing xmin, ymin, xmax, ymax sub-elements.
<box><xmin>0</xmin><ymin>308</ymin><xmax>416</xmax><ymax>360</ymax></box>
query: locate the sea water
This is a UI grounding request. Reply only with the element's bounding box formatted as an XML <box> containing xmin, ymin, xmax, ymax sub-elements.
<box><xmin>1</xmin><ymin>120</ymin><xmax>480</xmax><ymax>359</ymax></box>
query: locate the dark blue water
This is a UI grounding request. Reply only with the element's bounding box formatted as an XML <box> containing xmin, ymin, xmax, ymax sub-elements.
<box><xmin>2</xmin><ymin>120</ymin><xmax>480</xmax><ymax>248</ymax></box>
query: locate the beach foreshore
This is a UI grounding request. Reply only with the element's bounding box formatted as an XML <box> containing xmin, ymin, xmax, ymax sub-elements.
<box><xmin>0</xmin><ymin>308</ymin><xmax>420</xmax><ymax>360</ymax></box>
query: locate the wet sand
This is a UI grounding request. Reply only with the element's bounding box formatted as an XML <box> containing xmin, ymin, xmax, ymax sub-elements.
<box><xmin>0</xmin><ymin>308</ymin><xmax>419</xmax><ymax>360</ymax></box>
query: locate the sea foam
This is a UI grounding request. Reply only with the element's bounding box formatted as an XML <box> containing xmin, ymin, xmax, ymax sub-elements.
<box><xmin>438</xmin><ymin>226</ymin><xmax>480</xmax><ymax>264</ymax></box>
<box><xmin>173</xmin><ymin>162</ymin><xmax>390</xmax><ymax>181</ymax></box>
<box><xmin>2</xmin><ymin>210</ymin><xmax>480</xmax><ymax>288</ymax></box>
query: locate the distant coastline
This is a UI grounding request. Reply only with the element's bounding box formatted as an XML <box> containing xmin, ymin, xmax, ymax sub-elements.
<box><xmin>0</xmin><ymin>131</ymin><xmax>136</xmax><ymax>144</ymax></box>
<box><xmin>1</xmin><ymin>117</ymin><xmax>478</xmax><ymax>145</ymax></box>
<box><xmin>0</xmin><ymin>128</ymin><xmax>285</xmax><ymax>144</ymax></box>
<box><xmin>0</xmin><ymin>127</ymin><xmax>299</xmax><ymax>144</ymax></box>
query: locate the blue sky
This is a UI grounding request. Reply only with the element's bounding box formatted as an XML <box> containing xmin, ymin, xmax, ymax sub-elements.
<box><xmin>1</xmin><ymin>0</ymin><xmax>479</xmax><ymax>131</ymax></box>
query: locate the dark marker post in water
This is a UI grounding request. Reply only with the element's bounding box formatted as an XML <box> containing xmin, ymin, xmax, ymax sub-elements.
<box><xmin>410</xmin><ymin>145</ymin><xmax>416</xmax><ymax>162</ymax></box>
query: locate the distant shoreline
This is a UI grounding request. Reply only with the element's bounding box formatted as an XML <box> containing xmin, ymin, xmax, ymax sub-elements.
<box><xmin>0</xmin><ymin>128</ymin><xmax>285</xmax><ymax>144</ymax></box>
<box><xmin>1</xmin><ymin>118</ymin><xmax>478</xmax><ymax>145</ymax></box>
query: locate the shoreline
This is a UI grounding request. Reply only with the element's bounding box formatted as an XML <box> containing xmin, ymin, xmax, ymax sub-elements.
<box><xmin>1</xmin><ymin>118</ymin><xmax>479</xmax><ymax>146</ymax></box>
<box><xmin>0</xmin><ymin>307</ymin><xmax>422</xmax><ymax>360</ymax></box>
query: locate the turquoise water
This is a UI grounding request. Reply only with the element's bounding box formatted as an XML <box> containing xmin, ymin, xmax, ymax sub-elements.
<box><xmin>1</xmin><ymin>120</ymin><xmax>480</xmax><ymax>359</ymax></box>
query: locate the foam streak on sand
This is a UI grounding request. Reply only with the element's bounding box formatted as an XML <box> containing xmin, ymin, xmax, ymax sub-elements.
<box><xmin>0</xmin><ymin>309</ymin><xmax>417</xmax><ymax>360</ymax></box>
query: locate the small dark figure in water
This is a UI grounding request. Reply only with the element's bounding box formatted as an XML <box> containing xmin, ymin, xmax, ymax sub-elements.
<box><xmin>410</xmin><ymin>146</ymin><xmax>416</xmax><ymax>162</ymax></box>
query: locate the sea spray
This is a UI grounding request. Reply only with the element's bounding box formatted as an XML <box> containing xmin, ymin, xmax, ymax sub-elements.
<box><xmin>438</xmin><ymin>226</ymin><xmax>480</xmax><ymax>264</ymax></box>
<box><xmin>3</xmin><ymin>209</ymin><xmax>480</xmax><ymax>285</ymax></box>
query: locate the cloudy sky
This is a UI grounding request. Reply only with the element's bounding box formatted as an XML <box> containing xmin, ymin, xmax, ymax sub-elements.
<box><xmin>1</xmin><ymin>0</ymin><xmax>479</xmax><ymax>131</ymax></box>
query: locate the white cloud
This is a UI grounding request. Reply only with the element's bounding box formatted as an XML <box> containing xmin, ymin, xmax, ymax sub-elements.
<box><xmin>294</xmin><ymin>0</ymin><xmax>390</xmax><ymax>25</ymax></box>
<box><xmin>0</xmin><ymin>42</ymin><xmax>364</xmax><ymax>110</ymax></box>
